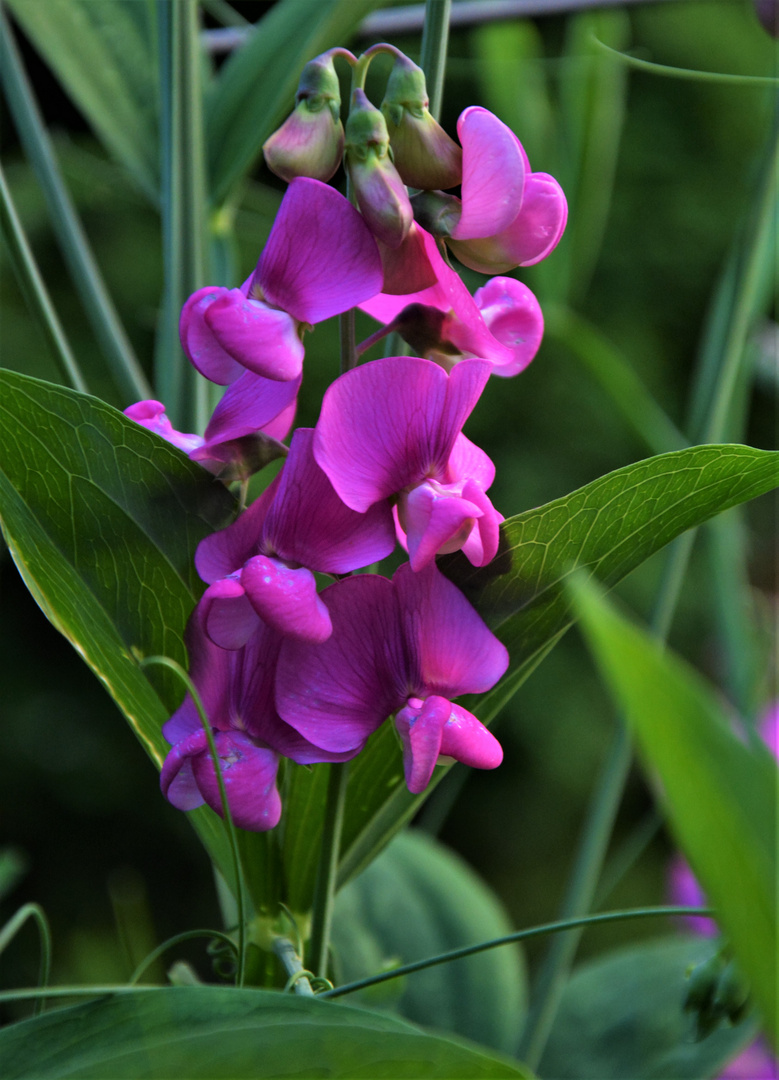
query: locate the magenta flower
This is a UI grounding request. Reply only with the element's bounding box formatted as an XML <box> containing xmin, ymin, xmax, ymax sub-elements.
<box><xmin>195</xmin><ymin>427</ymin><xmax>395</xmax><ymax>647</ymax></box>
<box><xmin>360</xmin><ymin>226</ymin><xmax>543</xmax><ymax>377</ymax></box>
<box><xmin>124</xmin><ymin>373</ymin><xmax>299</xmax><ymax>481</ymax></box>
<box><xmin>161</xmin><ymin>607</ymin><xmax>352</xmax><ymax>832</ymax></box>
<box><xmin>179</xmin><ymin>178</ymin><xmax>383</xmax><ymax>385</ymax></box>
<box><xmin>411</xmin><ymin>107</ymin><xmax>567</xmax><ymax>275</ymax></box>
<box><xmin>314</xmin><ymin>356</ymin><xmax>501</xmax><ymax>569</ymax></box>
<box><xmin>276</xmin><ymin>562</ymin><xmax>508</xmax><ymax>793</ymax></box>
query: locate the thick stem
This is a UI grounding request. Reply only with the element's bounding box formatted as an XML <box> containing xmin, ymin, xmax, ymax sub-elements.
<box><xmin>273</xmin><ymin>937</ymin><xmax>315</xmax><ymax>996</ymax></box>
<box><xmin>308</xmin><ymin>762</ymin><xmax>349</xmax><ymax>979</ymax></box>
<box><xmin>420</xmin><ymin>0</ymin><xmax>452</xmax><ymax>121</ymax></box>
<box><xmin>157</xmin><ymin>0</ymin><xmax>210</xmax><ymax>431</ymax></box>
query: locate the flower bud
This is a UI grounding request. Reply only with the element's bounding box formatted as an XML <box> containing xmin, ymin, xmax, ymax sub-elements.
<box><xmin>263</xmin><ymin>53</ymin><xmax>344</xmax><ymax>182</ymax></box>
<box><xmin>684</xmin><ymin>952</ymin><xmax>750</xmax><ymax>1041</ymax></box>
<box><xmin>344</xmin><ymin>88</ymin><xmax>413</xmax><ymax>249</ymax></box>
<box><xmin>410</xmin><ymin>189</ymin><xmax>462</xmax><ymax>238</ymax></box>
<box><xmin>381</xmin><ymin>54</ymin><xmax>462</xmax><ymax>190</ymax></box>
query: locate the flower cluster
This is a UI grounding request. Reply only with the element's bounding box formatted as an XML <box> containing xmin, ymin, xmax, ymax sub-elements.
<box><xmin>126</xmin><ymin>45</ymin><xmax>568</xmax><ymax>831</ymax></box>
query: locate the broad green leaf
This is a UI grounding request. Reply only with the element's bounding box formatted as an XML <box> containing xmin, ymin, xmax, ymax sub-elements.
<box><xmin>206</xmin><ymin>0</ymin><xmax>382</xmax><ymax>203</ymax></box>
<box><xmin>571</xmin><ymin>576</ymin><xmax>777</xmax><ymax>1037</ymax></box>
<box><xmin>0</xmin><ymin>986</ymin><xmax>531</xmax><ymax>1078</ymax></box>
<box><xmin>332</xmin><ymin>830</ymin><xmax>527</xmax><ymax>1057</ymax></box>
<box><xmin>306</xmin><ymin>444</ymin><xmax>779</xmax><ymax>898</ymax></box>
<box><xmin>5</xmin><ymin>0</ymin><xmax>159</xmax><ymax>201</ymax></box>
<box><xmin>0</xmin><ymin>370</ymin><xmax>237</xmax><ymax>887</ymax></box>
<box><xmin>539</xmin><ymin>936</ymin><xmax>759</xmax><ymax>1079</ymax></box>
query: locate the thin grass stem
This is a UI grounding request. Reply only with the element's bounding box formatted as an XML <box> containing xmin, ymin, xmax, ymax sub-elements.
<box><xmin>0</xmin><ymin>164</ymin><xmax>88</xmax><ymax>394</ymax></box>
<box><xmin>0</xmin><ymin>9</ymin><xmax>150</xmax><ymax>404</ymax></box>
<box><xmin>308</xmin><ymin>763</ymin><xmax>349</xmax><ymax>980</ymax></box>
<box><xmin>0</xmin><ymin>903</ymin><xmax>52</xmax><ymax>1016</ymax></box>
<box><xmin>419</xmin><ymin>0</ymin><xmax>452</xmax><ymax>121</ymax></box>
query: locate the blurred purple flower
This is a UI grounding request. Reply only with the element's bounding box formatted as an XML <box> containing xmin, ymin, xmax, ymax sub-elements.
<box><xmin>276</xmin><ymin>562</ymin><xmax>508</xmax><ymax>793</ymax></box>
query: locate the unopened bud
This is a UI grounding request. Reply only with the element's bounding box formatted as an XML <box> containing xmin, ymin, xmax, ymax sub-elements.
<box><xmin>410</xmin><ymin>189</ymin><xmax>462</xmax><ymax>238</ymax></box>
<box><xmin>389</xmin><ymin>303</ymin><xmax>459</xmax><ymax>358</ymax></box>
<box><xmin>684</xmin><ymin>952</ymin><xmax>750</xmax><ymax>1041</ymax></box>
<box><xmin>263</xmin><ymin>54</ymin><xmax>344</xmax><ymax>182</ymax></box>
<box><xmin>381</xmin><ymin>54</ymin><xmax>462</xmax><ymax>190</ymax></box>
<box><xmin>344</xmin><ymin>88</ymin><xmax>412</xmax><ymax>249</ymax></box>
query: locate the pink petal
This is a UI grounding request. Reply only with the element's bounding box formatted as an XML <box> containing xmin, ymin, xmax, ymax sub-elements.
<box><xmin>241</xmin><ymin>555</ymin><xmax>332</xmax><ymax>643</ymax></box>
<box><xmin>263</xmin><ymin>428</ymin><xmax>395</xmax><ymax>572</ymax></box>
<box><xmin>203</xmin><ymin>371</ymin><xmax>300</xmax><ymax>446</ymax></box>
<box><xmin>255</xmin><ymin>177</ymin><xmax>383</xmax><ymax>325</ymax></box>
<box><xmin>276</xmin><ymin>575</ymin><xmax>406</xmax><ymax>753</ymax></box>
<box><xmin>180</xmin><ymin>288</ymin><xmax>246</xmax><ymax>385</ymax></box>
<box><xmin>314</xmin><ymin>357</ymin><xmax>489</xmax><ymax>512</ymax></box>
<box><xmin>439</xmin><ymin>703</ymin><xmax>503</xmax><ymax>770</ymax></box>
<box><xmin>379</xmin><ymin>223</ymin><xmax>440</xmax><ymax>295</ymax></box>
<box><xmin>161</xmin><ymin>730</ymin><xmax>209</xmax><ymax>811</ymax></box>
<box><xmin>393</xmin><ymin>561</ymin><xmax>508</xmax><ymax>697</ymax></box>
<box><xmin>205</xmin><ymin>291</ymin><xmax>304</xmax><ymax>382</ymax></box>
<box><xmin>511</xmin><ymin>172</ymin><xmax>568</xmax><ymax>265</ymax></box>
<box><xmin>449</xmin><ymin>173</ymin><xmax>568</xmax><ymax>274</ymax></box>
<box><xmin>195</xmin><ymin>477</ymin><xmax>279</xmax><ymax>583</ymax></box>
<box><xmin>360</xmin><ymin>226</ymin><xmax>453</xmax><ymax>325</ymax></box>
<box><xmin>162</xmin><ymin>605</ymin><xmax>233</xmax><ymax>743</ymax></box>
<box><xmin>451</xmin><ymin>107</ymin><xmax>525</xmax><ymax>241</ymax></box>
<box><xmin>395</xmin><ymin>696</ymin><xmax>449</xmax><ymax>794</ymax></box>
<box><xmin>200</xmin><ymin>578</ymin><xmax>260</xmax><ymax>650</ymax></box>
<box><xmin>191</xmin><ymin>730</ymin><xmax>282</xmax><ymax>832</ymax></box>
<box><xmin>124</xmin><ymin>401</ymin><xmax>204</xmax><ymax>454</ymax></box>
<box><xmin>458</xmin><ymin>479</ymin><xmax>502</xmax><ymax>567</ymax></box>
<box><xmin>473</xmin><ymin>277</ymin><xmax>544</xmax><ymax>377</ymax></box>
<box><xmin>399</xmin><ymin>481</ymin><xmax>483</xmax><ymax>571</ymax></box>
<box><xmin>446</xmin><ymin>433</ymin><xmax>496</xmax><ymax>491</ymax></box>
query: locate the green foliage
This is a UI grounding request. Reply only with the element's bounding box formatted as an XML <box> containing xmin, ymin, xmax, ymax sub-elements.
<box><xmin>206</xmin><ymin>0</ymin><xmax>383</xmax><ymax>203</ymax></box>
<box><xmin>539</xmin><ymin>936</ymin><xmax>759</xmax><ymax>1079</ymax></box>
<box><xmin>0</xmin><ymin>369</ymin><xmax>238</xmax><ymax>887</ymax></box>
<box><xmin>571</xmin><ymin>576</ymin><xmax>777</xmax><ymax>1038</ymax></box>
<box><xmin>305</xmin><ymin>445</ymin><xmax>779</xmax><ymax>901</ymax></box>
<box><xmin>0</xmin><ymin>987</ymin><xmax>531</xmax><ymax>1079</ymax></box>
<box><xmin>5</xmin><ymin>0</ymin><xmax>159</xmax><ymax>201</ymax></box>
<box><xmin>332</xmin><ymin>830</ymin><xmax>526</xmax><ymax>1056</ymax></box>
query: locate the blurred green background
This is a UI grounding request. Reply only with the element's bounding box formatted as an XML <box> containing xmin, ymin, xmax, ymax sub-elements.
<box><xmin>0</xmin><ymin>0</ymin><xmax>775</xmax><ymax>1005</ymax></box>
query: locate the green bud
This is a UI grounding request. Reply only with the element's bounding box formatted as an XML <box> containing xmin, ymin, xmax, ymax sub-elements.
<box><xmin>410</xmin><ymin>189</ymin><xmax>462</xmax><ymax>238</ymax></box>
<box><xmin>381</xmin><ymin>53</ymin><xmax>462</xmax><ymax>190</ymax></box>
<box><xmin>263</xmin><ymin>53</ymin><xmax>344</xmax><ymax>182</ymax></box>
<box><xmin>344</xmin><ymin>89</ymin><xmax>412</xmax><ymax>248</ymax></box>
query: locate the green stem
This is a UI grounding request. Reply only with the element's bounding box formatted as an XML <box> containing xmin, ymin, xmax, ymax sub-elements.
<box><xmin>273</xmin><ymin>937</ymin><xmax>315</xmax><ymax>996</ymax></box>
<box><xmin>0</xmin><ymin>903</ymin><xmax>51</xmax><ymax>1016</ymax></box>
<box><xmin>419</xmin><ymin>0</ymin><xmax>452</xmax><ymax>121</ymax></box>
<box><xmin>340</xmin><ymin>310</ymin><xmax>357</xmax><ymax>374</ymax></box>
<box><xmin>0</xmin><ymin>163</ymin><xmax>88</xmax><ymax>394</ymax></box>
<box><xmin>140</xmin><ymin>656</ymin><xmax>247</xmax><ymax>987</ymax></box>
<box><xmin>308</xmin><ymin>762</ymin><xmax>349</xmax><ymax>979</ymax></box>
<box><xmin>320</xmin><ymin>906</ymin><xmax>713</xmax><ymax>1000</ymax></box>
<box><xmin>156</xmin><ymin>0</ymin><xmax>210</xmax><ymax>431</ymax></box>
<box><xmin>129</xmin><ymin>929</ymin><xmax>238</xmax><ymax>985</ymax></box>
<box><xmin>0</xmin><ymin>8</ymin><xmax>150</xmax><ymax>404</ymax></box>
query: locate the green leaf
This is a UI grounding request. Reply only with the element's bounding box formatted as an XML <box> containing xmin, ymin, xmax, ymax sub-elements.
<box><xmin>0</xmin><ymin>370</ymin><xmax>237</xmax><ymax>884</ymax></box>
<box><xmin>539</xmin><ymin>936</ymin><xmax>759</xmax><ymax>1079</ymax></box>
<box><xmin>571</xmin><ymin>575</ymin><xmax>777</xmax><ymax>1036</ymax></box>
<box><xmin>332</xmin><ymin>830</ymin><xmax>527</xmax><ymax>1057</ymax></box>
<box><xmin>206</xmin><ymin>0</ymin><xmax>382</xmax><ymax>204</ymax></box>
<box><xmin>315</xmin><ymin>445</ymin><xmax>778</xmax><ymax>897</ymax></box>
<box><xmin>5</xmin><ymin>0</ymin><xmax>159</xmax><ymax>200</ymax></box>
<box><xmin>0</xmin><ymin>987</ymin><xmax>531</xmax><ymax>1078</ymax></box>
